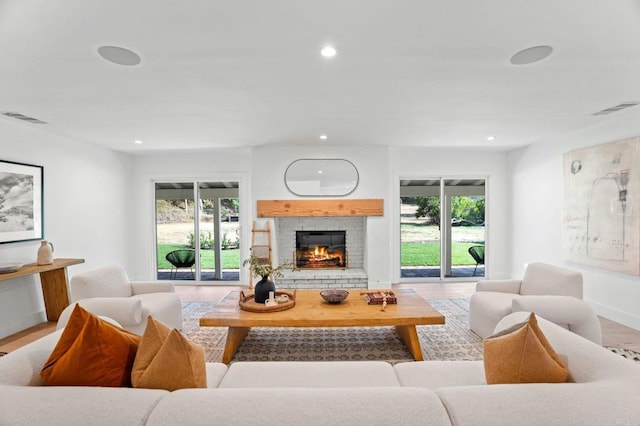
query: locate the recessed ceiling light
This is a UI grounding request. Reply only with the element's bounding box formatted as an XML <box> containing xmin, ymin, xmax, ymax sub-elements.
<box><xmin>1</xmin><ymin>111</ymin><xmax>47</xmax><ymax>124</ymax></box>
<box><xmin>98</xmin><ymin>46</ymin><xmax>141</xmax><ymax>66</ymax></box>
<box><xmin>320</xmin><ymin>134</ymin><xmax>328</xmax><ymax>140</ymax></box>
<box><xmin>321</xmin><ymin>46</ymin><xmax>337</xmax><ymax>58</ymax></box>
<box><xmin>486</xmin><ymin>136</ymin><xmax>496</xmax><ymax>141</ymax></box>
<box><xmin>510</xmin><ymin>45</ymin><xmax>553</xmax><ymax>65</ymax></box>
<box><xmin>592</xmin><ymin>101</ymin><xmax>640</xmax><ymax>116</ymax></box>
<box><xmin>134</xmin><ymin>139</ymin><xmax>143</xmax><ymax>144</ymax></box>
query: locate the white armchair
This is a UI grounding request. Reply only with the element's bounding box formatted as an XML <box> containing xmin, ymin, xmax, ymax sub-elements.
<box><xmin>469</xmin><ymin>262</ymin><xmax>602</xmax><ymax>344</ymax></box>
<box><xmin>56</xmin><ymin>266</ymin><xmax>183</xmax><ymax>335</ymax></box>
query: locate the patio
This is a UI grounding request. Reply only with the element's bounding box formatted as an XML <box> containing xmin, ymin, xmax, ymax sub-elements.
<box><xmin>401</xmin><ymin>265</ymin><xmax>484</xmax><ymax>278</ymax></box>
<box><xmin>159</xmin><ymin>267</ymin><xmax>484</xmax><ymax>281</ymax></box>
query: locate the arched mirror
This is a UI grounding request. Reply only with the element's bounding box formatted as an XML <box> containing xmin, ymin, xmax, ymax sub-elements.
<box><xmin>285</xmin><ymin>159</ymin><xmax>359</xmax><ymax>196</ymax></box>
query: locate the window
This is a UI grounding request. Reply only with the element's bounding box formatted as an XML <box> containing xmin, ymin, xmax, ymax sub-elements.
<box><xmin>154</xmin><ymin>181</ymin><xmax>240</xmax><ymax>281</ymax></box>
<box><xmin>400</xmin><ymin>178</ymin><xmax>485</xmax><ymax>279</ymax></box>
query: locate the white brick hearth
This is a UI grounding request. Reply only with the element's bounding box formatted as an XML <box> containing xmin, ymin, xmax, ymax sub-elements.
<box><xmin>275</xmin><ymin>216</ymin><xmax>368</xmax><ymax>289</ymax></box>
<box><xmin>275</xmin><ymin>268</ymin><xmax>368</xmax><ymax>289</ymax></box>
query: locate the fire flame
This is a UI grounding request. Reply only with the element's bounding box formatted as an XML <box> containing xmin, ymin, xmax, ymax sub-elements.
<box><xmin>314</xmin><ymin>246</ymin><xmax>328</xmax><ymax>258</ymax></box>
<box><xmin>308</xmin><ymin>245</ymin><xmax>342</xmax><ymax>265</ymax></box>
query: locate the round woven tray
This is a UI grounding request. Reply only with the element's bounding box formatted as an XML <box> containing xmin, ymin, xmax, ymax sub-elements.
<box><xmin>239</xmin><ymin>290</ymin><xmax>296</xmax><ymax>313</ymax></box>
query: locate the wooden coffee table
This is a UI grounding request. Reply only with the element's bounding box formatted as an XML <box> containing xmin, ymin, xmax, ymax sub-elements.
<box><xmin>199</xmin><ymin>288</ymin><xmax>445</xmax><ymax>363</ymax></box>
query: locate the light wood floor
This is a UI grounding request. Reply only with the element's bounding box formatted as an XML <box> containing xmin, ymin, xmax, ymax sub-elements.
<box><xmin>2</xmin><ymin>282</ymin><xmax>640</xmax><ymax>353</ymax></box>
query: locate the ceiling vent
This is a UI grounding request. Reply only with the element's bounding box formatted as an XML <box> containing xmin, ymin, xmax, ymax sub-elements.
<box><xmin>1</xmin><ymin>111</ymin><xmax>47</xmax><ymax>124</ymax></box>
<box><xmin>592</xmin><ymin>102</ymin><xmax>640</xmax><ymax>116</ymax></box>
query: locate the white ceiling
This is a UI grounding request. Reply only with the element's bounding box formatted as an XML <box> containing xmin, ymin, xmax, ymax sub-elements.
<box><xmin>2</xmin><ymin>0</ymin><xmax>640</xmax><ymax>152</ymax></box>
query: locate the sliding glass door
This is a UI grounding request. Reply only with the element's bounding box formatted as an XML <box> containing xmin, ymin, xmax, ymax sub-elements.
<box><xmin>443</xmin><ymin>179</ymin><xmax>485</xmax><ymax>278</ymax></box>
<box><xmin>400</xmin><ymin>179</ymin><xmax>442</xmax><ymax>278</ymax></box>
<box><xmin>154</xmin><ymin>181</ymin><xmax>240</xmax><ymax>281</ymax></box>
<box><xmin>400</xmin><ymin>178</ymin><xmax>486</xmax><ymax>279</ymax></box>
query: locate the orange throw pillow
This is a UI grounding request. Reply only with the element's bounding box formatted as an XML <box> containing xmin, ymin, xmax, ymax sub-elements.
<box><xmin>483</xmin><ymin>313</ymin><xmax>570</xmax><ymax>384</ymax></box>
<box><xmin>40</xmin><ymin>304</ymin><xmax>140</xmax><ymax>387</ymax></box>
<box><xmin>131</xmin><ymin>316</ymin><xmax>206</xmax><ymax>391</ymax></box>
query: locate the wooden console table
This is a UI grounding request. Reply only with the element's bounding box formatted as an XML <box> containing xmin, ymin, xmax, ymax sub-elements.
<box><xmin>0</xmin><ymin>258</ymin><xmax>85</xmax><ymax>321</ymax></box>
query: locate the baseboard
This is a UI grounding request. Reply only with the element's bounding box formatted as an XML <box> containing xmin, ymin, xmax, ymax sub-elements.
<box><xmin>0</xmin><ymin>311</ymin><xmax>47</xmax><ymax>340</ymax></box>
<box><xmin>173</xmin><ymin>280</ymin><xmax>241</xmax><ymax>287</ymax></box>
<box><xmin>588</xmin><ymin>300</ymin><xmax>640</xmax><ymax>331</ymax></box>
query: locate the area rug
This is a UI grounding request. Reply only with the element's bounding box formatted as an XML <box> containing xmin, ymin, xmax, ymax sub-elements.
<box><xmin>606</xmin><ymin>346</ymin><xmax>640</xmax><ymax>363</ymax></box>
<box><xmin>182</xmin><ymin>295</ymin><xmax>484</xmax><ymax>363</ymax></box>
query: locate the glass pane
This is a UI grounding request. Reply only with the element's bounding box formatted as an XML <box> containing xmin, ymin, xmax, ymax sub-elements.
<box><xmin>400</xmin><ymin>178</ymin><xmax>442</xmax><ymax>278</ymax></box>
<box><xmin>198</xmin><ymin>182</ymin><xmax>240</xmax><ymax>281</ymax></box>
<box><xmin>198</xmin><ymin>186</ymin><xmax>215</xmax><ymax>281</ymax></box>
<box><xmin>155</xmin><ymin>182</ymin><xmax>196</xmax><ymax>281</ymax></box>
<box><xmin>445</xmin><ymin>179</ymin><xmax>485</xmax><ymax>278</ymax></box>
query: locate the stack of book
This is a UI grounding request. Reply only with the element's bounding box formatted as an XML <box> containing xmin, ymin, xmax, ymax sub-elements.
<box><xmin>363</xmin><ymin>291</ymin><xmax>397</xmax><ymax>305</ymax></box>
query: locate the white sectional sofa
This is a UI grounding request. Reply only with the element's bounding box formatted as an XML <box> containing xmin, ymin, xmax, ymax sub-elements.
<box><xmin>1</xmin><ymin>313</ymin><xmax>639</xmax><ymax>425</ymax></box>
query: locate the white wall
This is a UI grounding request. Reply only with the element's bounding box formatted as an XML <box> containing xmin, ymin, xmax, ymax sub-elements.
<box><xmin>0</xmin><ymin>119</ymin><xmax>132</xmax><ymax>339</ymax></box>
<box><xmin>251</xmin><ymin>145</ymin><xmax>392</xmax><ymax>286</ymax></box>
<box><xmin>130</xmin><ymin>145</ymin><xmax>507</xmax><ymax>287</ymax></box>
<box><xmin>508</xmin><ymin>111</ymin><xmax>640</xmax><ymax>330</ymax></box>
<box><xmin>390</xmin><ymin>147</ymin><xmax>511</xmax><ymax>280</ymax></box>
<box><xmin>4</xmin><ymin>110</ymin><xmax>637</xmax><ymax>336</ymax></box>
<box><xmin>131</xmin><ymin>146</ymin><xmax>391</xmax><ymax>284</ymax></box>
<box><xmin>128</xmin><ymin>149</ymin><xmax>252</xmax><ymax>281</ymax></box>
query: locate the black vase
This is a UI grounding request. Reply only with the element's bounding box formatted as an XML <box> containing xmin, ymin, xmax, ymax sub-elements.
<box><xmin>254</xmin><ymin>275</ymin><xmax>276</xmax><ymax>303</ymax></box>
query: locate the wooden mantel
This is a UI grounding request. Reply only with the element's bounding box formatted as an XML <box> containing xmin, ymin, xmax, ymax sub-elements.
<box><xmin>257</xmin><ymin>199</ymin><xmax>383</xmax><ymax>217</ymax></box>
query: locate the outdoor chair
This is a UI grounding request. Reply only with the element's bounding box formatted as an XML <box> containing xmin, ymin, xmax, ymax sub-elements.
<box><xmin>166</xmin><ymin>249</ymin><xmax>196</xmax><ymax>279</ymax></box>
<box><xmin>468</xmin><ymin>245</ymin><xmax>485</xmax><ymax>276</ymax></box>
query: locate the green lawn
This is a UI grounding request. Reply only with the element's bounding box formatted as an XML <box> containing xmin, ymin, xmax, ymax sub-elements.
<box><xmin>158</xmin><ymin>243</ymin><xmax>480</xmax><ymax>269</ymax></box>
<box><xmin>157</xmin><ymin>244</ymin><xmax>240</xmax><ymax>269</ymax></box>
<box><xmin>401</xmin><ymin>242</ymin><xmax>481</xmax><ymax>266</ymax></box>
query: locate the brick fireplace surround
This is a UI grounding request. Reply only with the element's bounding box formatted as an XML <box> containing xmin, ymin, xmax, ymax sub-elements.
<box><xmin>256</xmin><ymin>199</ymin><xmax>384</xmax><ymax>290</ymax></box>
<box><xmin>276</xmin><ymin>216</ymin><xmax>367</xmax><ymax>289</ymax></box>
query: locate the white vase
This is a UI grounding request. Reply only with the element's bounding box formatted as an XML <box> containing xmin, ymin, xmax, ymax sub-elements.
<box><xmin>37</xmin><ymin>240</ymin><xmax>54</xmax><ymax>265</ymax></box>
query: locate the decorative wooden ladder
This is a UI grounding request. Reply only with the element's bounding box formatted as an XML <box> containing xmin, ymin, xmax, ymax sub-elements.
<box><xmin>249</xmin><ymin>220</ymin><xmax>272</xmax><ymax>289</ymax></box>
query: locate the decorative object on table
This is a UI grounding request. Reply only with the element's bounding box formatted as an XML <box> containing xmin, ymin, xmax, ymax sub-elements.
<box><xmin>37</xmin><ymin>240</ymin><xmax>54</xmax><ymax>265</ymax></box>
<box><xmin>0</xmin><ymin>263</ymin><xmax>23</xmax><ymax>274</ymax></box>
<box><xmin>239</xmin><ymin>290</ymin><xmax>296</xmax><ymax>313</ymax></box>
<box><xmin>264</xmin><ymin>291</ymin><xmax>278</xmax><ymax>307</ymax></box>
<box><xmin>254</xmin><ymin>276</ymin><xmax>276</xmax><ymax>304</ymax></box>
<box><xmin>242</xmin><ymin>255</ymin><xmax>293</xmax><ymax>303</ymax></box>
<box><xmin>0</xmin><ymin>159</ymin><xmax>44</xmax><ymax>244</ymax></box>
<box><xmin>362</xmin><ymin>291</ymin><xmax>397</xmax><ymax>305</ymax></box>
<box><xmin>319</xmin><ymin>289</ymin><xmax>349</xmax><ymax>304</ymax></box>
<box><xmin>276</xmin><ymin>294</ymin><xmax>289</xmax><ymax>303</ymax></box>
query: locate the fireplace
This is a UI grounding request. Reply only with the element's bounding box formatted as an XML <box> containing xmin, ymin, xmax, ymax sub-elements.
<box><xmin>275</xmin><ymin>217</ymin><xmax>366</xmax><ymax>289</ymax></box>
<box><xmin>295</xmin><ymin>231</ymin><xmax>347</xmax><ymax>269</ymax></box>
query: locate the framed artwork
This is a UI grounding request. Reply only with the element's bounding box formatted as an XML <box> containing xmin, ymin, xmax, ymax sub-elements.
<box><xmin>0</xmin><ymin>159</ymin><xmax>43</xmax><ymax>244</ymax></box>
<box><xmin>562</xmin><ymin>137</ymin><xmax>640</xmax><ymax>275</ymax></box>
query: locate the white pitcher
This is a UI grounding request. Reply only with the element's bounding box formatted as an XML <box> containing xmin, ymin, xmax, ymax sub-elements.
<box><xmin>37</xmin><ymin>240</ymin><xmax>54</xmax><ymax>265</ymax></box>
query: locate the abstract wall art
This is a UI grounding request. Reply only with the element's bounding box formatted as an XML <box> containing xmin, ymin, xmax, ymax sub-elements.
<box><xmin>0</xmin><ymin>159</ymin><xmax>43</xmax><ymax>244</ymax></box>
<box><xmin>562</xmin><ymin>137</ymin><xmax>640</xmax><ymax>275</ymax></box>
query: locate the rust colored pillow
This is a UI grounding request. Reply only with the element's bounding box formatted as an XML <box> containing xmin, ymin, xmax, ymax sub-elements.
<box><xmin>40</xmin><ymin>304</ymin><xmax>140</xmax><ymax>387</ymax></box>
<box><xmin>483</xmin><ymin>313</ymin><xmax>570</xmax><ymax>384</ymax></box>
<box><xmin>131</xmin><ymin>316</ymin><xmax>206</xmax><ymax>391</ymax></box>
